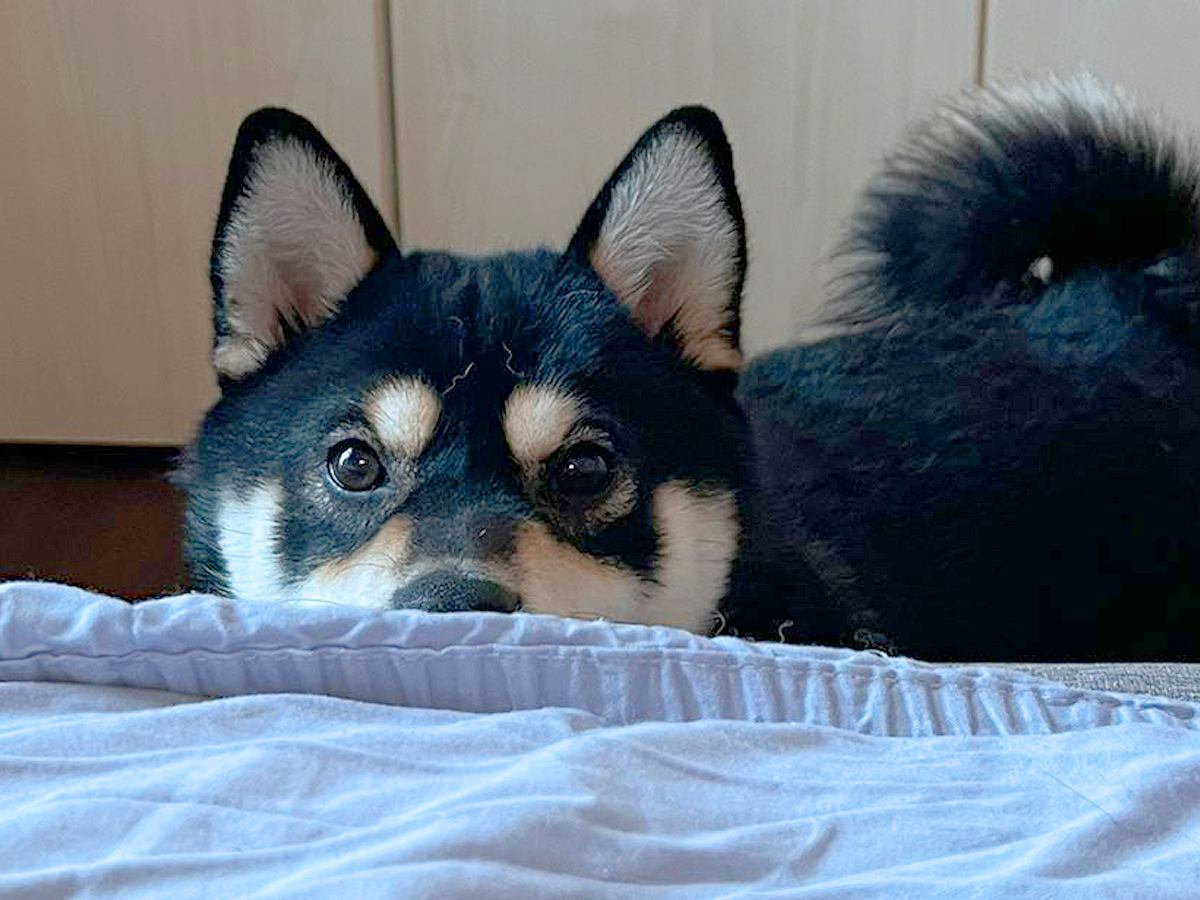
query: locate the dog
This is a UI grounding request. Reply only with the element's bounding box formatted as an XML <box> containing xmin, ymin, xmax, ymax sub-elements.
<box><xmin>178</xmin><ymin>102</ymin><xmax>829</xmax><ymax>642</ymax></box>
<box><xmin>180</xmin><ymin>76</ymin><xmax>1200</xmax><ymax>660</ymax></box>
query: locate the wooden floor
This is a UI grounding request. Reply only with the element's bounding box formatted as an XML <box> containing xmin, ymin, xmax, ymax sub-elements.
<box><xmin>0</xmin><ymin>444</ymin><xmax>187</xmax><ymax>599</ymax></box>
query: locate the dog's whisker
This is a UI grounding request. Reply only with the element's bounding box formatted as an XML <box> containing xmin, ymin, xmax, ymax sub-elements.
<box><xmin>330</xmin><ymin>561</ymin><xmax>398</xmax><ymax>576</ymax></box>
<box><xmin>710</xmin><ymin>608</ymin><xmax>728</xmax><ymax>637</ymax></box>
<box><xmin>501</xmin><ymin>342</ymin><xmax>526</xmax><ymax>378</ymax></box>
<box><xmin>441</xmin><ymin>361</ymin><xmax>475</xmax><ymax>396</ymax></box>
<box><xmin>566</xmin><ymin>610</ymin><xmax>611</xmax><ymax>622</ymax></box>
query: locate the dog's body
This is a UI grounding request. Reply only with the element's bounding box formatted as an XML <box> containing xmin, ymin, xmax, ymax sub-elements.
<box><xmin>741</xmin><ymin>78</ymin><xmax>1200</xmax><ymax>660</ymax></box>
<box><xmin>181</xmin><ymin>78</ymin><xmax>1200</xmax><ymax>660</ymax></box>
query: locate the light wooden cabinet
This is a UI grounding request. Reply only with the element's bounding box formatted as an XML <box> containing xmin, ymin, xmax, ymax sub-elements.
<box><xmin>390</xmin><ymin>0</ymin><xmax>977</xmax><ymax>357</ymax></box>
<box><xmin>985</xmin><ymin>0</ymin><xmax>1200</xmax><ymax>125</ymax></box>
<box><xmin>3</xmin><ymin>1</ymin><xmax>1195</xmax><ymax>445</ymax></box>
<box><xmin>0</xmin><ymin>0</ymin><xmax>394</xmax><ymax>445</ymax></box>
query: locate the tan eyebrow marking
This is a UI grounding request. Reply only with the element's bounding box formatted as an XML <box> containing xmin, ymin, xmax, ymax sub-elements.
<box><xmin>362</xmin><ymin>376</ymin><xmax>441</xmax><ymax>457</ymax></box>
<box><xmin>502</xmin><ymin>384</ymin><xmax>583</xmax><ymax>470</ymax></box>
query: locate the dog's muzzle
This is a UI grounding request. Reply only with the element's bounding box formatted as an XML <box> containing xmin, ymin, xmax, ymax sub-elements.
<box><xmin>389</xmin><ymin>569</ymin><xmax>519</xmax><ymax>613</ymax></box>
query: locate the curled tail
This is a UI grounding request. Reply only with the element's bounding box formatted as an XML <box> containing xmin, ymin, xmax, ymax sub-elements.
<box><xmin>837</xmin><ymin>76</ymin><xmax>1200</xmax><ymax>327</ymax></box>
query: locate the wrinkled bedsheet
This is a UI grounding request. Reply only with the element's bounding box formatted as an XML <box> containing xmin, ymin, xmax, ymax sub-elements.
<box><xmin>0</xmin><ymin>581</ymin><xmax>1198</xmax><ymax>898</ymax></box>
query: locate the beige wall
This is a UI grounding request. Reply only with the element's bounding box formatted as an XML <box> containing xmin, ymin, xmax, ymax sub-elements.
<box><xmin>1</xmin><ymin>0</ymin><xmax>394</xmax><ymax>444</ymax></box>
<box><xmin>391</xmin><ymin>1</ymin><xmax>978</xmax><ymax>358</ymax></box>
<box><xmin>2</xmin><ymin>1</ymin><xmax>1193</xmax><ymax>444</ymax></box>
<box><xmin>985</xmin><ymin>0</ymin><xmax>1200</xmax><ymax>123</ymax></box>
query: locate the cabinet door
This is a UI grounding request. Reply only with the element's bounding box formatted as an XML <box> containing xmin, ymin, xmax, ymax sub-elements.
<box><xmin>0</xmin><ymin>0</ymin><xmax>395</xmax><ymax>445</ymax></box>
<box><xmin>985</xmin><ymin>0</ymin><xmax>1200</xmax><ymax>127</ymax></box>
<box><xmin>390</xmin><ymin>0</ymin><xmax>979</xmax><ymax>356</ymax></box>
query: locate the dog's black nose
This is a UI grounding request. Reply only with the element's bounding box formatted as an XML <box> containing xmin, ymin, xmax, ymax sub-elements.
<box><xmin>390</xmin><ymin>570</ymin><xmax>519</xmax><ymax>613</ymax></box>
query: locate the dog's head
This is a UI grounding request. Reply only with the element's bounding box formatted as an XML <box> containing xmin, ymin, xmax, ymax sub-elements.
<box><xmin>181</xmin><ymin>106</ymin><xmax>751</xmax><ymax>632</ymax></box>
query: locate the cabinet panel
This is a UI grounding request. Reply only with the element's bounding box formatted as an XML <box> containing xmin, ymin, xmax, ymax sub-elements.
<box><xmin>391</xmin><ymin>0</ymin><xmax>979</xmax><ymax>355</ymax></box>
<box><xmin>0</xmin><ymin>0</ymin><xmax>394</xmax><ymax>444</ymax></box>
<box><xmin>986</xmin><ymin>0</ymin><xmax>1200</xmax><ymax>128</ymax></box>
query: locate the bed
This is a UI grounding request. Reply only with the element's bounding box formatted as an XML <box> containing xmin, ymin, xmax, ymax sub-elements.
<box><xmin>1</xmin><ymin>580</ymin><xmax>1197</xmax><ymax>897</ymax></box>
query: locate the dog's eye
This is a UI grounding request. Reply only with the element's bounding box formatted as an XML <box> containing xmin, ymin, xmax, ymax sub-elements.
<box><xmin>550</xmin><ymin>444</ymin><xmax>614</xmax><ymax>498</ymax></box>
<box><xmin>327</xmin><ymin>439</ymin><xmax>385</xmax><ymax>492</ymax></box>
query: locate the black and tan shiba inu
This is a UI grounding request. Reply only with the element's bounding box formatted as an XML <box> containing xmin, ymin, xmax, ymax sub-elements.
<box><xmin>181</xmin><ymin>78</ymin><xmax>1200</xmax><ymax>660</ymax></box>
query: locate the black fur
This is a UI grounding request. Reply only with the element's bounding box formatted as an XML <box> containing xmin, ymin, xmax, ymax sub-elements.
<box><xmin>185</xmin><ymin>79</ymin><xmax>1200</xmax><ymax>660</ymax></box>
<box><xmin>742</xmin><ymin>78</ymin><xmax>1200</xmax><ymax>660</ymax></box>
<box><xmin>181</xmin><ymin>104</ymin><xmax>832</xmax><ymax>641</ymax></box>
<box><xmin>834</xmin><ymin>79</ymin><xmax>1200</xmax><ymax>325</ymax></box>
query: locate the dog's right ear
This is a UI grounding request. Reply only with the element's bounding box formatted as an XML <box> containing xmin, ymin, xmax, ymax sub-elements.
<box><xmin>209</xmin><ymin>108</ymin><xmax>396</xmax><ymax>380</ymax></box>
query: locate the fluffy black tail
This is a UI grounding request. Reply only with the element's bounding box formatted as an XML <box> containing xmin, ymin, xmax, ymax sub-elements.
<box><xmin>836</xmin><ymin>76</ymin><xmax>1200</xmax><ymax>326</ymax></box>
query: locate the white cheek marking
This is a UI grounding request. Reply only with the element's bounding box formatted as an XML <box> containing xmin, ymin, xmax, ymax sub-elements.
<box><xmin>648</xmin><ymin>483</ymin><xmax>739</xmax><ymax>633</ymax></box>
<box><xmin>513</xmin><ymin>521</ymin><xmax>645</xmax><ymax>623</ymax></box>
<box><xmin>216</xmin><ymin>481</ymin><xmax>287</xmax><ymax>600</ymax></box>
<box><xmin>514</xmin><ymin>481</ymin><xmax>739</xmax><ymax>633</ymax></box>
<box><xmin>363</xmin><ymin>377</ymin><xmax>441</xmax><ymax>458</ymax></box>
<box><xmin>292</xmin><ymin>517</ymin><xmax>412</xmax><ymax>609</ymax></box>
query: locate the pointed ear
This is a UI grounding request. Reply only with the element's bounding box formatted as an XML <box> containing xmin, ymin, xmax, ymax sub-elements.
<box><xmin>566</xmin><ymin>107</ymin><xmax>746</xmax><ymax>371</ymax></box>
<box><xmin>209</xmin><ymin>108</ymin><xmax>396</xmax><ymax>380</ymax></box>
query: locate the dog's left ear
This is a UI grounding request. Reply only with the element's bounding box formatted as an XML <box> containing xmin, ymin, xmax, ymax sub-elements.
<box><xmin>567</xmin><ymin>107</ymin><xmax>746</xmax><ymax>371</ymax></box>
<box><xmin>210</xmin><ymin>108</ymin><xmax>396</xmax><ymax>380</ymax></box>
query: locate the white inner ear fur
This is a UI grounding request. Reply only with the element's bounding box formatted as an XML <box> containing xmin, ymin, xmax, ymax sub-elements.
<box><xmin>590</xmin><ymin>126</ymin><xmax>743</xmax><ymax>371</ymax></box>
<box><xmin>216</xmin><ymin>137</ymin><xmax>376</xmax><ymax>379</ymax></box>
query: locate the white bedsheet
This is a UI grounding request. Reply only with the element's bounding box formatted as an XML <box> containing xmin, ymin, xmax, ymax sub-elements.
<box><xmin>1</xmin><ymin>581</ymin><xmax>1198</xmax><ymax>897</ymax></box>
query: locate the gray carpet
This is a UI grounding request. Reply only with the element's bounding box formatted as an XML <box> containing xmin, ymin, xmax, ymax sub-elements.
<box><xmin>993</xmin><ymin>663</ymin><xmax>1200</xmax><ymax>703</ymax></box>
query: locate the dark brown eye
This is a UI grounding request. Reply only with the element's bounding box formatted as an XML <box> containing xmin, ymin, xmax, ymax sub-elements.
<box><xmin>550</xmin><ymin>444</ymin><xmax>614</xmax><ymax>498</ymax></box>
<box><xmin>327</xmin><ymin>439</ymin><xmax>384</xmax><ymax>492</ymax></box>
